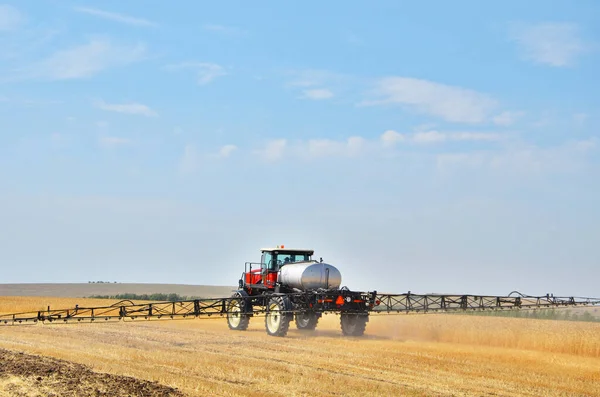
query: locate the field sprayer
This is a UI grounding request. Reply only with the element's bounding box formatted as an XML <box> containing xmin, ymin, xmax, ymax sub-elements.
<box><xmin>1</xmin><ymin>246</ymin><xmax>599</xmax><ymax>337</ymax></box>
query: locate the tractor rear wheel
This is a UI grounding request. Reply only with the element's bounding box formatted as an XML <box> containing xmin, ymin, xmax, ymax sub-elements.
<box><xmin>340</xmin><ymin>313</ymin><xmax>368</xmax><ymax>336</ymax></box>
<box><xmin>227</xmin><ymin>291</ymin><xmax>251</xmax><ymax>331</ymax></box>
<box><xmin>265</xmin><ymin>296</ymin><xmax>292</xmax><ymax>337</ymax></box>
<box><xmin>295</xmin><ymin>312</ymin><xmax>319</xmax><ymax>330</ymax></box>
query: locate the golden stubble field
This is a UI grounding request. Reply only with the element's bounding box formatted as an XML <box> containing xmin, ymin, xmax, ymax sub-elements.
<box><xmin>1</xmin><ymin>296</ymin><xmax>599</xmax><ymax>397</ymax></box>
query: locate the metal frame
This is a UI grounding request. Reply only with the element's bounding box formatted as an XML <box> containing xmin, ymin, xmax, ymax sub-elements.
<box><xmin>1</xmin><ymin>291</ymin><xmax>598</xmax><ymax>326</ymax></box>
<box><xmin>370</xmin><ymin>291</ymin><xmax>599</xmax><ymax>313</ymax></box>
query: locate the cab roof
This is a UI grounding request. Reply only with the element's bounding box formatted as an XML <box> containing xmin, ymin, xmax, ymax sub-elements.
<box><xmin>260</xmin><ymin>247</ymin><xmax>314</xmax><ymax>255</ymax></box>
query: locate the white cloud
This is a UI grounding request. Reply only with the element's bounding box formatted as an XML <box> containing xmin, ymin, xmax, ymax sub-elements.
<box><xmin>257</xmin><ymin>139</ymin><xmax>287</xmax><ymax>162</ymax></box>
<box><xmin>413</xmin><ymin>130</ymin><xmax>447</xmax><ymax>143</ymax></box>
<box><xmin>74</xmin><ymin>7</ymin><xmax>157</xmax><ymax>27</ymax></box>
<box><xmin>381</xmin><ymin>130</ymin><xmax>406</xmax><ymax>146</ymax></box>
<box><xmin>12</xmin><ymin>38</ymin><xmax>147</xmax><ymax>81</ymax></box>
<box><xmin>165</xmin><ymin>62</ymin><xmax>226</xmax><ymax>85</ymax></box>
<box><xmin>305</xmin><ymin>136</ymin><xmax>365</xmax><ymax>158</ymax></box>
<box><xmin>254</xmin><ymin>129</ymin><xmax>506</xmax><ymax>162</ymax></box>
<box><xmin>510</xmin><ymin>22</ymin><xmax>588</xmax><ymax>67</ymax></box>
<box><xmin>98</xmin><ymin>136</ymin><xmax>131</xmax><ymax>147</ymax></box>
<box><xmin>0</xmin><ymin>4</ymin><xmax>22</xmax><ymax>31</ymax></box>
<box><xmin>493</xmin><ymin>111</ymin><xmax>525</xmax><ymax>126</ymax></box>
<box><xmin>381</xmin><ymin>129</ymin><xmax>503</xmax><ymax>145</ymax></box>
<box><xmin>301</xmin><ymin>88</ymin><xmax>334</xmax><ymax>100</ymax></box>
<box><xmin>362</xmin><ymin>77</ymin><xmax>499</xmax><ymax>124</ymax></box>
<box><xmin>93</xmin><ymin>99</ymin><xmax>157</xmax><ymax>117</ymax></box>
<box><xmin>218</xmin><ymin>144</ymin><xmax>237</xmax><ymax>158</ymax></box>
<box><xmin>437</xmin><ymin>138</ymin><xmax>596</xmax><ymax>174</ymax></box>
<box><xmin>449</xmin><ymin>132</ymin><xmax>503</xmax><ymax>141</ymax></box>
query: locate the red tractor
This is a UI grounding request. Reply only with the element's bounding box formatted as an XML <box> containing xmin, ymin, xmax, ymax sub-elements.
<box><xmin>226</xmin><ymin>246</ymin><xmax>374</xmax><ymax>337</ymax></box>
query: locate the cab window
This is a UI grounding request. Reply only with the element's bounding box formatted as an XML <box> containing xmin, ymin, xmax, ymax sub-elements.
<box><xmin>262</xmin><ymin>252</ymin><xmax>274</xmax><ymax>271</ymax></box>
<box><xmin>279</xmin><ymin>253</ymin><xmax>311</xmax><ymax>265</ymax></box>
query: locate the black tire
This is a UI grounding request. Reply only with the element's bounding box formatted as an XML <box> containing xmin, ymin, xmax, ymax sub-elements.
<box><xmin>295</xmin><ymin>312</ymin><xmax>319</xmax><ymax>331</ymax></box>
<box><xmin>227</xmin><ymin>291</ymin><xmax>251</xmax><ymax>331</ymax></box>
<box><xmin>265</xmin><ymin>296</ymin><xmax>292</xmax><ymax>337</ymax></box>
<box><xmin>340</xmin><ymin>313</ymin><xmax>368</xmax><ymax>336</ymax></box>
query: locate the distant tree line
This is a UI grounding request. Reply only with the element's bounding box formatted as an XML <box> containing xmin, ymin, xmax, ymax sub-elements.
<box><xmin>88</xmin><ymin>281</ymin><xmax>119</xmax><ymax>283</ymax></box>
<box><xmin>455</xmin><ymin>308</ymin><xmax>599</xmax><ymax>323</ymax></box>
<box><xmin>89</xmin><ymin>293</ymin><xmax>201</xmax><ymax>302</ymax></box>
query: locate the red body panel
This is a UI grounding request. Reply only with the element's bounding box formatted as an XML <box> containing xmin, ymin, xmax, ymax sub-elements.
<box><xmin>245</xmin><ymin>268</ymin><xmax>277</xmax><ymax>288</ymax></box>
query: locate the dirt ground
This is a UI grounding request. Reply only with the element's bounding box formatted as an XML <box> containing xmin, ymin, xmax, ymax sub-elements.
<box><xmin>1</xmin><ymin>296</ymin><xmax>599</xmax><ymax>396</ymax></box>
<box><xmin>0</xmin><ymin>348</ymin><xmax>183</xmax><ymax>397</ymax></box>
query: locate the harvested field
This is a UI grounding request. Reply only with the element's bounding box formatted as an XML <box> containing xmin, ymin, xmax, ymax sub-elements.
<box><xmin>1</xmin><ymin>296</ymin><xmax>599</xmax><ymax>396</ymax></box>
<box><xmin>0</xmin><ymin>348</ymin><xmax>183</xmax><ymax>396</ymax></box>
<box><xmin>0</xmin><ymin>283</ymin><xmax>236</xmax><ymax>299</ymax></box>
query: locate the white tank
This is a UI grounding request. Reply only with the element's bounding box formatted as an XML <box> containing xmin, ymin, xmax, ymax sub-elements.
<box><xmin>278</xmin><ymin>261</ymin><xmax>342</xmax><ymax>290</ymax></box>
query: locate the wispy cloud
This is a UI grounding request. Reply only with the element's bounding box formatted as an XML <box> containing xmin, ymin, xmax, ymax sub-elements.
<box><xmin>305</xmin><ymin>137</ymin><xmax>365</xmax><ymax>158</ymax></box>
<box><xmin>93</xmin><ymin>99</ymin><xmax>158</xmax><ymax>117</ymax></box>
<box><xmin>284</xmin><ymin>69</ymin><xmax>359</xmax><ymax>103</ymax></box>
<box><xmin>74</xmin><ymin>7</ymin><xmax>157</xmax><ymax>28</ymax></box>
<box><xmin>381</xmin><ymin>130</ymin><xmax>407</xmax><ymax>146</ymax></box>
<box><xmin>9</xmin><ymin>38</ymin><xmax>147</xmax><ymax>81</ymax></box>
<box><xmin>383</xmin><ymin>130</ymin><xmax>503</xmax><ymax>145</ymax></box>
<box><xmin>255</xmin><ymin>139</ymin><xmax>287</xmax><ymax>162</ymax></box>
<box><xmin>0</xmin><ymin>4</ymin><xmax>22</xmax><ymax>31</ymax></box>
<box><xmin>254</xmin><ymin>129</ymin><xmax>505</xmax><ymax>162</ymax></box>
<box><xmin>165</xmin><ymin>62</ymin><xmax>227</xmax><ymax>85</ymax></box>
<box><xmin>301</xmin><ymin>88</ymin><xmax>334</xmax><ymax>100</ymax></box>
<box><xmin>436</xmin><ymin>138</ymin><xmax>597</xmax><ymax>174</ymax></box>
<box><xmin>217</xmin><ymin>144</ymin><xmax>237</xmax><ymax>158</ymax></box>
<box><xmin>412</xmin><ymin>130</ymin><xmax>447</xmax><ymax>143</ymax></box>
<box><xmin>493</xmin><ymin>111</ymin><xmax>525</xmax><ymax>126</ymax></box>
<box><xmin>509</xmin><ymin>22</ymin><xmax>589</xmax><ymax>67</ymax></box>
<box><xmin>361</xmin><ymin>77</ymin><xmax>499</xmax><ymax>124</ymax></box>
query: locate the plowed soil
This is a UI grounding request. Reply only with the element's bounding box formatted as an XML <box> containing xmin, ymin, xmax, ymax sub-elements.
<box><xmin>0</xmin><ymin>348</ymin><xmax>184</xmax><ymax>397</ymax></box>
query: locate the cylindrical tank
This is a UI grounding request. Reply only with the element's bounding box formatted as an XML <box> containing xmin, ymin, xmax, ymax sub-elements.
<box><xmin>278</xmin><ymin>261</ymin><xmax>342</xmax><ymax>290</ymax></box>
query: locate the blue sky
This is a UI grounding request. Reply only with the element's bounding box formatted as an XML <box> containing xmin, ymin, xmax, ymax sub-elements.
<box><xmin>1</xmin><ymin>1</ymin><xmax>599</xmax><ymax>298</ymax></box>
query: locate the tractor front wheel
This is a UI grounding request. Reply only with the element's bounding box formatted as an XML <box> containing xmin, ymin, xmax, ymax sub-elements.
<box><xmin>295</xmin><ymin>312</ymin><xmax>319</xmax><ymax>331</ymax></box>
<box><xmin>227</xmin><ymin>291</ymin><xmax>251</xmax><ymax>331</ymax></box>
<box><xmin>265</xmin><ymin>296</ymin><xmax>292</xmax><ymax>337</ymax></box>
<box><xmin>340</xmin><ymin>313</ymin><xmax>368</xmax><ymax>336</ymax></box>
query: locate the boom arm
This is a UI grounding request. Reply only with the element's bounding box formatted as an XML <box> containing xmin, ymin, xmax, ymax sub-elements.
<box><xmin>1</xmin><ymin>291</ymin><xmax>598</xmax><ymax>326</ymax></box>
<box><xmin>370</xmin><ymin>291</ymin><xmax>600</xmax><ymax>313</ymax></box>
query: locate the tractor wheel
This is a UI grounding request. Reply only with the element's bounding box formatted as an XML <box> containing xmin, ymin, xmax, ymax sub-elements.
<box><xmin>295</xmin><ymin>312</ymin><xmax>319</xmax><ymax>331</ymax></box>
<box><xmin>227</xmin><ymin>291</ymin><xmax>251</xmax><ymax>331</ymax></box>
<box><xmin>340</xmin><ymin>313</ymin><xmax>368</xmax><ymax>336</ymax></box>
<box><xmin>265</xmin><ymin>296</ymin><xmax>292</xmax><ymax>337</ymax></box>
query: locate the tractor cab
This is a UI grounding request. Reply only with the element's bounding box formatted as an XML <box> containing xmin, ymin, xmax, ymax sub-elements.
<box><xmin>241</xmin><ymin>246</ymin><xmax>315</xmax><ymax>292</ymax></box>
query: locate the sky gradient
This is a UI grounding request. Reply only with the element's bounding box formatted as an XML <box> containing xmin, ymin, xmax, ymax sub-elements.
<box><xmin>1</xmin><ymin>1</ymin><xmax>599</xmax><ymax>298</ymax></box>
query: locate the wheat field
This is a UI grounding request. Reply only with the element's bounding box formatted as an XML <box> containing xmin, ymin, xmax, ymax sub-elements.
<box><xmin>1</xmin><ymin>296</ymin><xmax>599</xmax><ymax>396</ymax></box>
